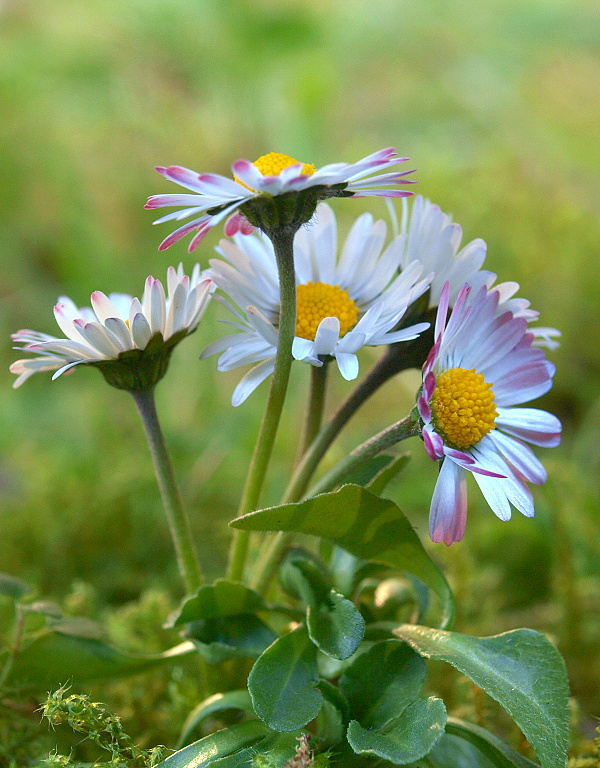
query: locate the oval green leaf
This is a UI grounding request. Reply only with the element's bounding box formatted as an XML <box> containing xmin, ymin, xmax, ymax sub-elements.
<box><xmin>248</xmin><ymin>625</ymin><xmax>323</xmax><ymax>732</ymax></box>
<box><xmin>394</xmin><ymin>625</ymin><xmax>569</xmax><ymax>768</ymax></box>
<box><xmin>167</xmin><ymin>580</ymin><xmax>268</xmax><ymax>628</ymax></box>
<box><xmin>347</xmin><ymin>696</ymin><xmax>447</xmax><ymax>764</ymax></box>
<box><xmin>230</xmin><ymin>485</ymin><xmax>454</xmax><ymax>629</ymax></box>
<box><xmin>307</xmin><ymin>591</ymin><xmax>365</xmax><ymax>660</ymax></box>
<box><xmin>189</xmin><ymin>614</ymin><xmax>277</xmax><ymax>663</ymax></box>
<box><xmin>340</xmin><ymin>640</ymin><xmax>426</xmax><ymax>728</ymax></box>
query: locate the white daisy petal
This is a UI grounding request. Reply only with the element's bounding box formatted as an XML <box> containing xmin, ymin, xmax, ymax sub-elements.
<box><xmin>292</xmin><ymin>337</ymin><xmax>315</xmax><ymax>361</ymax></box>
<box><xmin>335</xmin><ymin>352</ymin><xmax>359</xmax><ymax>381</ymax></box>
<box><xmin>232</xmin><ymin>359</ymin><xmax>276</xmax><ymax>406</ymax></box>
<box><xmin>313</xmin><ymin>317</ymin><xmax>341</xmax><ymax>356</ymax></box>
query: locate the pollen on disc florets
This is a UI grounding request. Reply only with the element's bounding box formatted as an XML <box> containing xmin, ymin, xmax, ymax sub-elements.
<box><xmin>295</xmin><ymin>281</ymin><xmax>359</xmax><ymax>341</ymax></box>
<box><xmin>430</xmin><ymin>367</ymin><xmax>498</xmax><ymax>449</ymax></box>
<box><xmin>236</xmin><ymin>152</ymin><xmax>316</xmax><ymax>192</ymax></box>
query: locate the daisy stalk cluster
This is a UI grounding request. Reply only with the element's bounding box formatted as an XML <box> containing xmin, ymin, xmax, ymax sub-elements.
<box><xmin>8</xmin><ymin>149</ymin><xmax>570</xmax><ymax>768</ymax></box>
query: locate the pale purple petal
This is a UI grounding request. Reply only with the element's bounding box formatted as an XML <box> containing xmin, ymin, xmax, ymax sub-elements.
<box><xmin>429</xmin><ymin>459</ymin><xmax>468</xmax><ymax>545</ymax></box>
<box><xmin>496</xmin><ymin>407</ymin><xmax>562</xmax><ymax>447</ymax></box>
<box><xmin>488</xmin><ymin>430</ymin><xmax>547</xmax><ymax>484</ymax></box>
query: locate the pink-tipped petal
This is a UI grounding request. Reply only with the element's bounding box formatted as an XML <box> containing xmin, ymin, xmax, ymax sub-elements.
<box><xmin>429</xmin><ymin>459</ymin><xmax>468</xmax><ymax>545</ymax></box>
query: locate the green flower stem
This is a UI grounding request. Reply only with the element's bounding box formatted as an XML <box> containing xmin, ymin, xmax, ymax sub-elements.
<box><xmin>282</xmin><ymin>322</ymin><xmax>435</xmax><ymax>504</ymax></box>
<box><xmin>0</xmin><ymin>604</ymin><xmax>26</xmax><ymax>691</ymax></box>
<box><xmin>251</xmin><ymin>414</ymin><xmax>419</xmax><ymax>595</ymax></box>
<box><xmin>228</xmin><ymin>227</ymin><xmax>298</xmax><ymax>582</ymax></box>
<box><xmin>131</xmin><ymin>388</ymin><xmax>203</xmax><ymax>594</ymax></box>
<box><xmin>308</xmin><ymin>413</ymin><xmax>419</xmax><ymax>497</ymax></box>
<box><xmin>298</xmin><ymin>362</ymin><xmax>329</xmax><ymax>460</ymax></box>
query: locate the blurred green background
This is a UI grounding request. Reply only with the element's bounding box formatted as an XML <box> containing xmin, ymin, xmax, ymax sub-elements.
<box><xmin>1</xmin><ymin>0</ymin><xmax>599</xmax><ymax>758</ymax></box>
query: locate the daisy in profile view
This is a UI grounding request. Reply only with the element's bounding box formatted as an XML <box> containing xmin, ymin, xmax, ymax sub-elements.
<box><xmin>11</xmin><ymin>265</ymin><xmax>213</xmax><ymax>391</ymax></box>
<box><xmin>145</xmin><ymin>148</ymin><xmax>415</xmax><ymax>251</ymax></box>
<box><xmin>202</xmin><ymin>203</ymin><xmax>432</xmax><ymax>405</ymax></box>
<box><xmin>417</xmin><ymin>281</ymin><xmax>561</xmax><ymax>545</ymax></box>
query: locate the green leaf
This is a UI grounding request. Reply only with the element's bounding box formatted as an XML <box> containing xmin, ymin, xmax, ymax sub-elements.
<box><xmin>307</xmin><ymin>591</ymin><xmax>365</xmax><ymax>660</ymax></box>
<box><xmin>190</xmin><ymin>614</ymin><xmax>277</xmax><ymax>664</ymax></box>
<box><xmin>428</xmin><ymin>733</ymin><xmax>496</xmax><ymax>767</ymax></box>
<box><xmin>6</xmin><ymin>630</ymin><xmax>194</xmax><ymax>689</ymax></box>
<box><xmin>316</xmin><ymin>678</ymin><xmax>350</xmax><ymax>723</ymax></box>
<box><xmin>23</xmin><ymin>601</ymin><xmax>63</xmax><ymax>620</ymax></box>
<box><xmin>343</xmin><ymin>454</ymin><xmax>397</xmax><ymax>487</ymax></box>
<box><xmin>394</xmin><ymin>625</ymin><xmax>569</xmax><ymax>768</ymax></box>
<box><xmin>231</xmin><ymin>485</ymin><xmax>454</xmax><ymax>628</ymax></box>
<box><xmin>177</xmin><ymin>690</ymin><xmax>255</xmax><ymax>749</ymax></box>
<box><xmin>347</xmin><ymin>696</ymin><xmax>447</xmax><ymax>764</ymax></box>
<box><xmin>340</xmin><ymin>640</ymin><xmax>426</xmax><ymax>728</ymax></box>
<box><xmin>156</xmin><ymin>721</ymin><xmax>269</xmax><ymax>768</ymax></box>
<box><xmin>279</xmin><ymin>550</ymin><xmax>331</xmax><ymax>606</ymax></box>
<box><xmin>367</xmin><ymin>453</ymin><xmax>410</xmax><ymax>495</ymax></box>
<box><xmin>279</xmin><ymin>548</ymin><xmax>365</xmax><ymax>660</ymax></box>
<box><xmin>444</xmin><ymin>718</ymin><xmax>542</xmax><ymax>768</ymax></box>
<box><xmin>248</xmin><ymin>625</ymin><xmax>323</xmax><ymax>732</ymax></box>
<box><xmin>0</xmin><ymin>573</ymin><xmax>32</xmax><ymax>600</ymax></box>
<box><xmin>167</xmin><ymin>580</ymin><xmax>268</xmax><ymax>627</ymax></box>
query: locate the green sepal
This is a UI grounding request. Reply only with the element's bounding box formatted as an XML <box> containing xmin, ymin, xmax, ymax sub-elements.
<box><xmin>346</xmin><ymin>696</ymin><xmax>447</xmax><ymax>765</ymax></box>
<box><xmin>94</xmin><ymin>329</ymin><xmax>189</xmax><ymax>391</ymax></box>
<box><xmin>4</xmin><ymin>630</ymin><xmax>194</xmax><ymax>690</ymax></box>
<box><xmin>238</xmin><ymin>184</ymin><xmax>351</xmax><ymax>236</ymax></box>
<box><xmin>394</xmin><ymin>625</ymin><xmax>569</xmax><ymax>768</ymax></box>
<box><xmin>339</xmin><ymin>640</ymin><xmax>426</xmax><ymax>728</ymax></box>
<box><xmin>177</xmin><ymin>690</ymin><xmax>255</xmax><ymax>749</ymax></box>
<box><xmin>248</xmin><ymin>624</ymin><xmax>323</xmax><ymax>732</ymax></box>
<box><xmin>155</xmin><ymin>720</ymin><xmax>270</xmax><ymax>768</ymax></box>
<box><xmin>0</xmin><ymin>573</ymin><xmax>32</xmax><ymax>600</ymax></box>
<box><xmin>230</xmin><ymin>484</ymin><xmax>454</xmax><ymax>629</ymax></box>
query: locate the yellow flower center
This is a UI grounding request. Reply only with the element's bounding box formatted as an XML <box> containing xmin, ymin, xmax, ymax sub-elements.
<box><xmin>295</xmin><ymin>282</ymin><xmax>359</xmax><ymax>342</ymax></box>
<box><xmin>431</xmin><ymin>367</ymin><xmax>497</xmax><ymax>449</ymax></box>
<box><xmin>235</xmin><ymin>152</ymin><xmax>316</xmax><ymax>191</ymax></box>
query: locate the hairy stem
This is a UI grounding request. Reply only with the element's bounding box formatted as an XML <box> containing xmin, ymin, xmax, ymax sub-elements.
<box><xmin>228</xmin><ymin>227</ymin><xmax>298</xmax><ymax>582</ymax></box>
<box><xmin>298</xmin><ymin>362</ymin><xmax>329</xmax><ymax>460</ymax></box>
<box><xmin>132</xmin><ymin>388</ymin><xmax>203</xmax><ymax>593</ymax></box>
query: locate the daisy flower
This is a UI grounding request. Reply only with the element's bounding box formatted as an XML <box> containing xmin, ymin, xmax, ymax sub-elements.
<box><xmin>417</xmin><ymin>281</ymin><xmax>561</xmax><ymax>545</ymax></box>
<box><xmin>392</xmin><ymin>195</ymin><xmax>560</xmax><ymax>348</ymax></box>
<box><xmin>145</xmin><ymin>148</ymin><xmax>415</xmax><ymax>251</ymax></box>
<box><xmin>10</xmin><ymin>265</ymin><xmax>213</xmax><ymax>391</ymax></box>
<box><xmin>201</xmin><ymin>203</ymin><xmax>431</xmax><ymax>405</ymax></box>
